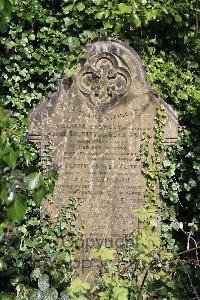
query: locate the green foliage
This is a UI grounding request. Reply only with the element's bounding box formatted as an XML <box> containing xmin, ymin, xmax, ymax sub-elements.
<box><xmin>6</xmin><ymin>195</ymin><xmax>27</xmax><ymax>223</ymax></box>
<box><xmin>0</xmin><ymin>0</ymin><xmax>11</xmax><ymax>32</ymax></box>
<box><xmin>0</xmin><ymin>107</ymin><xmax>57</xmax><ymax>223</ymax></box>
<box><xmin>30</xmin><ymin>275</ymin><xmax>58</xmax><ymax>300</ymax></box>
<box><xmin>67</xmin><ymin>278</ymin><xmax>90</xmax><ymax>299</ymax></box>
<box><xmin>91</xmin><ymin>246</ymin><xmax>116</xmax><ymax>261</ymax></box>
<box><xmin>0</xmin><ymin>197</ymin><xmax>79</xmax><ymax>298</ymax></box>
<box><xmin>78</xmin><ymin>107</ymin><xmax>198</xmax><ymax>300</ymax></box>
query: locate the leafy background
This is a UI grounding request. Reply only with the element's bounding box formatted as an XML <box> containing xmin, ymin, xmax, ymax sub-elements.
<box><xmin>0</xmin><ymin>0</ymin><xmax>199</xmax><ymax>298</ymax></box>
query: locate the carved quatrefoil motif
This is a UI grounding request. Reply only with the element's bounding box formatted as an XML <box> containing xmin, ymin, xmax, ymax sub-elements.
<box><xmin>77</xmin><ymin>52</ymin><xmax>131</xmax><ymax>111</ymax></box>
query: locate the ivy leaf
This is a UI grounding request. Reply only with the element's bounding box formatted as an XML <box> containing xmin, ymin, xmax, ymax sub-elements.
<box><xmin>1</xmin><ymin>131</ymin><xmax>7</xmax><ymax>144</ymax></box>
<box><xmin>0</xmin><ymin>0</ymin><xmax>5</xmax><ymax>11</ymax></box>
<box><xmin>38</xmin><ymin>274</ymin><xmax>50</xmax><ymax>292</ymax></box>
<box><xmin>43</xmin><ymin>288</ymin><xmax>58</xmax><ymax>300</ymax></box>
<box><xmin>32</xmin><ymin>187</ymin><xmax>46</xmax><ymax>206</ymax></box>
<box><xmin>1</xmin><ymin>141</ymin><xmax>10</xmax><ymax>158</ymax></box>
<box><xmin>3</xmin><ymin>147</ymin><xmax>18</xmax><ymax>168</ymax></box>
<box><xmin>0</xmin><ymin>293</ymin><xmax>15</xmax><ymax>300</ymax></box>
<box><xmin>0</xmin><ymin>0</ymin><xmax>11</xmax><ymax>15</ymax></box>
<box><xmin>132</xmin><ymin>15</ymin><xmax>141</xmax><ymax>28</ymax></box>
<box><xmin>104</xmin><ymin>22</ymin><xmax>113</xmax><ymax>29</ymax></box>
<box><xmin>6</xmin><ymin>196</ymin><xmax>27</xmax><ymax>223</ymax></box>
<box><xmin>76</xmin><ymin>2</ymin><xmax>85</xmax><ymax>11</ymax></box>
<box><xmin>95</xmin><ymin>11</ymin><xmax>104</xmax><ymax>19</ymax></box>
<box><xmin>63</xmin><ymin>17</ymin><xmax>71</xmax><ymax>26</ymax></box>
<box><xmin>163</xmin><ymin>160</ymin><xmax>171</xmax><ymax>167</ymax></box>
<box><xmin>0</xmin><ymin>0</ymin><xmax>11</xmax><ymax>32</ymax></box>
<box><xmin>0</xmin><ymin>185</ymin><xmax>8</xmax><ymax>202</ymax></box>
<box><xmin>63</xmin><ymin>4</ymin><xmax>73</xmax><ymax>14</ymax></box>
<box><xmin>0</xmin><ymin>225</ymin><xmax>4</xmax><ymax>238</ymax></box>
<box><xmin>151</xmin><ymin>235</ymin><xmax>161</xmax><ymax>247</ymax></box>
<box><xmin>64</xmin><ymin>64</ymin><xmax>79</xmax><ymax>78</ymax></box>
<box><xmin>68</xmin><ymin>278</ymin><xmax>90</xmax><ymax>294</ymax></box>
<box><xmin>90</xmin><ymin>246</ymin><xmax>116</xmax><ymax>261</ymax></box>
<box><xmin>0</xmin><ymin>107</ymin><xmax>9</xmax><ymax>129</ymax></box>
<box><xmin>177</xmin><ymin>90</ymin><xmax>188</xmax><ymax>100</ymax></box>
<box><xmin>118</xmin><ymin>3</ymin><xmax>132</xmax><ymax>14</ymax></box>
<box><xmin>113</xmin><ymin>287</ymin><xmax>128</xmax><ymax>300</ymax></box>
<box><xmin>193</xmin><ymin>90</ymin><xmax>200</xmax><ymax>101</ymax></box>
<box><xmin>29</xmin><ymin>33</ymin><xmax>35</xmax><ymax>40</ymax></box>
<box><xmin>25</xmin><ymin>172</ymin><xmax>44</xmax><ymax>191</ymax></box>
<box><xmin>174</xmin><ymin>14</ymin><xmax>182</xmax><ymax>22</ymax></box>
<box><xmin>31</xmin><ymin>268</ymin><xmax>42</xmax><ymax>280</ymax></box>
<box><xmin>24</xmin><ymin>150</ymin><xmax>34</xmax><ymax>166</ymax></box>
<box><xmin>60</xmin><ymin>292</ymin><xmax>68</xmax><ymax>300</ymax></box>
<box><xmin>30</xmin><ymin>290</ymin><xmax>43</xmax><ymax>300</ymax></box>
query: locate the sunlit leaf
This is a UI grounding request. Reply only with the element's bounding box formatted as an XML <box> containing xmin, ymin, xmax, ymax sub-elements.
<box><xmin>76</xmin><ymin>2</ymin><xmax>85</xmax><ymax>11</ymax></box>
<box><xmin>3</xmin><ymin>147</ymin><xmax>18</xmax><ymax>168</ymax></box>
<box><xmin>118</xmin><ymin>3</ymin><xmax>132</xmax><ymax>14</ymax></box>
<box><xmin>25</xmin><ymin>172</ymin><xmax>43</xmax><ymax>190</ymax></box>
<box><xmin>6</xmin><ymin>196</ymin><xmax>27</xmax><ymax>222</ymax></box>
<box><xmin>32</xmin><ymin>187</ymin><xmax>46</xmax><ymax>206</ymax></box>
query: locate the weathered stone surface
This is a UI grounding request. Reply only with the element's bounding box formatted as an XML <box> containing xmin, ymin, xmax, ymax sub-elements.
<box><xmin>28</xmin><ymin>39</ymin><xmax>178</xmax><ymax>277</ymax></box>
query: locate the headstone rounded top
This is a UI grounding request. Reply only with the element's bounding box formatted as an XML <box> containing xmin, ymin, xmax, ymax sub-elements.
<box><xmin>74</xmin><ymin>40</ymin><xmax>150</xmax><ymax>112</ymax></box>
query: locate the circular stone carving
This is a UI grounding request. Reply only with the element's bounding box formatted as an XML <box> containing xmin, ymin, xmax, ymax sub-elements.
<box><xmin>77</xmin><ymin>52</ymin><xmax>131</xmax><ymax>111</ymax></box>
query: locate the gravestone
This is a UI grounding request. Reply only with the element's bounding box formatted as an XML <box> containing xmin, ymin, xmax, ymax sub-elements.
<box><xmin>28</xmin><ymin>40</ymin><xmax>178</xmax><ymax>278</ymax></box>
